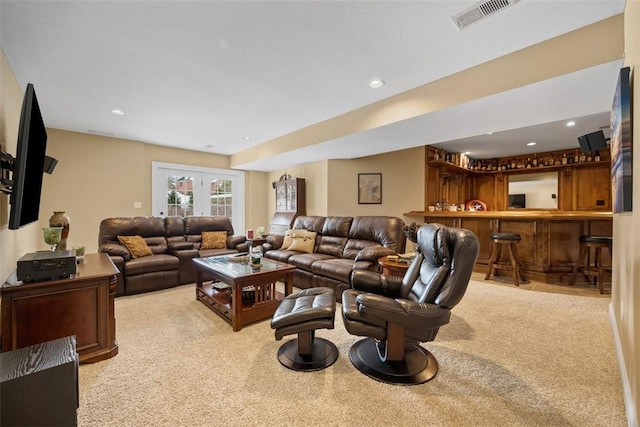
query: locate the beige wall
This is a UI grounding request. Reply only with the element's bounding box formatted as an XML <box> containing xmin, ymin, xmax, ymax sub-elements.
<box><xmin>267</xmin><ymin>160</ymin><xmax>330</xmax><ymax>218</ymax></box>
<box><xmin>611</xmin><ymin>2</ymin><xmax>639</xmax><ymax>424</ymax></box>
<box><xmin>38</xmin><ymin>129</ymin><xmax>240</xmax><ymax>253</ymax></box>
<box><xmin>327</xmin><ymin>148</ymin><xmax>424</xmax><ymax>220</ymax></box>
<box><xmin>265</xmin><ymin>147</ymin><xmax>424</xmax><ymax>244</ymax></box>
<box><xmin>1</xmin><ymin>47</ymin><xmax>43</xmax><ymax>281</ymax></box>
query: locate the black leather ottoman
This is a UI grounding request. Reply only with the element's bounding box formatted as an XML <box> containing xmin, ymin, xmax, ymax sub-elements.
<box><xmin>270</xmin><ymin>287</ymin><xmax>338</xmax><ymax>371</ymax></box>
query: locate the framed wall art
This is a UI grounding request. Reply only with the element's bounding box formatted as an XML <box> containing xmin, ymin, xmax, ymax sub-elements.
<box><xmin>610</xmin><ymin>66</ymin><xmax>633</xmax><ymax>213</ymax></box>
<box><xmin>358</xmin><ymin>173</ymin><xmax>382</xmax><ymax>204</ymax></box>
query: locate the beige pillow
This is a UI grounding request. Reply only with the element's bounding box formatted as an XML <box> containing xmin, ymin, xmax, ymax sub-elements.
<box><xmin>282</xmin><ymin>229</ymin><xmax>295</xmax><ymax>249</ymax></box>
<box><xmin>287</xmin><ymin>230</ymin><xmax>317</xmax><ymax>254</ymax></box>
<box><xmin>117</xmin><ymin>235</ymin><xmax>153</xmax><ymax>258</ymax></box>
<box><xmin>201</xmin><ymin>231</ymin><xmax>227</xmax><ymax>249</ymax></box>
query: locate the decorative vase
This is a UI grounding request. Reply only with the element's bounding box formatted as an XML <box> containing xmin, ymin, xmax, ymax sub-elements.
<box><xmin>49</xmin><ymin>211</ymin><xmax>70</xmax><ymax>251</ymax></box>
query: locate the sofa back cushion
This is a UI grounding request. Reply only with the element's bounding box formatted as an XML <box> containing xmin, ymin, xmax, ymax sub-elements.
<box><xmin>99</xmin><ymin>216</ymin><xmax>169</xmax><ymax>254</ymax></box>
<box><xmin>291</xmin><ymin>216</ymin><xmax>326</xmax><ymax>234</ymax></box>
<box><xmin>184</xmin><ymin>216</ymin><xmax>234</xmax><ymax>249</ymax></box>
<box><xmin>342</xmin><ymin>216</ymin><xmax>406</xmax><ymax>259</ymax></box>
<box><xmin>290</xmin><ymin>216</ymin><xmax>326</xmax><ymax>252</ymax></box>
<box><xmin>165</xmin><ymin>216</ymin><xmax>186</xmax><ymax>247</ymax></box>
<box><xmin>316</xmin><ymin>216</ymin><xmax>353</xmax><ymax>257</ymax></box>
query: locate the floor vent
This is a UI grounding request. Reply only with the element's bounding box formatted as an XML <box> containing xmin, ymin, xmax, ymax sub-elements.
<box><xmin>451</xmin><ymin>0</ymin><xmax>520</xmax><ymax>30</ymax></box>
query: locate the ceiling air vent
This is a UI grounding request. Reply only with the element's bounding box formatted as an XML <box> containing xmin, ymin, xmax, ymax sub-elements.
<box><xmin>451</xmin><ymin>0</ymin><xmax>520</xmax><ymax>30</ymax></box>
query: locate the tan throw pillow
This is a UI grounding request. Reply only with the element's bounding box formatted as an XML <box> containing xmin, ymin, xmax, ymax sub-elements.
<box><xmin>281</xmin><ymin>229</ymin><xmax>295</xmax><ymax>249</ymax></box>
<box><xmin>287</xmin><ymin>230</ymin><xmax>317</xmax><ymax>254</ymax></box>
<box><xmin>117</xmin><ymin>235</ymin><xmax>153</xmax><ymax>258</ymax></box>
<box><xmin>201</xmin><ymin>231</ymin><xmax>227</xmax><ymax>249</ymax></box>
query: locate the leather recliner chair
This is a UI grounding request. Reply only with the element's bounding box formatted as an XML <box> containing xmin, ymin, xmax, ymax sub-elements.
<box><xmin>342</xmin><ymin>222</ymin><xmax>479</xmax><ymax>385</ymax></box>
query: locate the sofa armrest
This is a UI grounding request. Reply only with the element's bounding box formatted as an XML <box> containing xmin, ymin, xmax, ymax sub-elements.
<box><xmin>174</xmin><ymin>248</ymin><xmax>199</xmax><ymax>259</ymax></box>
<box><xmin>266</xmin><ymin>234</ymin><xmax>284</xmax><ymax>250</ymax></box>
<box><xmin>354</xmin><ymin>246</ymin><xmax>397</xmax><ymax>263</ymax></box>
<box><xmin>228</xmin><ymin>234</ymin><xmax>247</xmax><ymax>249</ymax></box>
<box><xmin>99</xmin><ymin>243</ymin><xmax>132</xmax><ymax>261</ymax></box>
<box><xmin>351</xmin><ymin>270</ymin><xmax>403</xmax><ymax>297</ymax></box>
<box><xmin>169</xmin><ymin>241</ymin><xmax>194</xmax><ymax>252</ymax></box>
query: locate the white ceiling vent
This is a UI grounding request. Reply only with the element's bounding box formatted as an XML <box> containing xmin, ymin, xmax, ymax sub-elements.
<box><xmin>451</xmin><ymin>0</ymin><xmax>520</xmax><ymax>30</ymax></box>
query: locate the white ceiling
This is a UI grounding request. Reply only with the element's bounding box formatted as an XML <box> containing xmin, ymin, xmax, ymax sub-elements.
<box><xmin>0</xmin><ymin>1</ymin><xmax>625</xmax><ymax>171</ymax></box>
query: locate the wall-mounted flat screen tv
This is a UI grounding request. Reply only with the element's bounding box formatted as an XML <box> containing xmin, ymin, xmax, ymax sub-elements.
<box><xmin>578</xmin><ymin>130</ymin><xmax>608</xmax><ymax>154</ymax></box>
<box><xmin>8</xmin><ymin>83</ymin><xmax>48</xmax><ymax>229</ymax></box>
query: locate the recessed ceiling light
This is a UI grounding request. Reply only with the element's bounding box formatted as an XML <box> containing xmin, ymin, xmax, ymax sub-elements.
<box><xmin>368</xmin><ymin>79</ymin><xmax>385</xmax><ymax>89</ymax></box>
<box><xmin>111</xmin><ymin>109</ymin><xmax>125</xmax><ymax>115</ymax></box>
<box><xmin>243</xmin><ymin>136</ymin><xmax>252</xmax><ymax>141</ymax></box>
<box><xmin>527</xmin><ymin>142</ymin><xmax>537</xmax><ymax>146</ymax></box>
<box><xmin>486</xmin><ymin>132</ymin><xmax>494</xmax><ymax>135</ymax></box>
<box><xmin>463</xmin><ymin>151</ymin><xmax>471</xmax><ymax>155</ymax></box>
<box><xmin>205</xmin><ymin>144</ymin><xmax>215</xmax><ymax>149</ymax></box>
<box><xmin>566</xmin><ymin>121</ymin><xmax>576</xmax><ymax>127</ymax></box>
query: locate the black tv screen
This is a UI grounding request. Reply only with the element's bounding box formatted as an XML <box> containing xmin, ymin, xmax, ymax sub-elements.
<box><xmin>578</xmin><ymin>130</ymin><xmax>608</xmax><ymax>154</ymax></box>
<box><xmin>509</xmin><ymin>194</ymin><xmax>526</xmax><ymax>209</ymax></box>
<box><xmin>9</xmin><ymin>83</ymin><xmax>48</xmax><ymax>230</ymax></box>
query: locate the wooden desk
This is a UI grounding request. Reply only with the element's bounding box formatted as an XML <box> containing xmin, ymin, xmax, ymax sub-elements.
<box><xmin>1</xmin><ymin>253</ymin><xmax>119</xmax><ymax>363</ymax></box>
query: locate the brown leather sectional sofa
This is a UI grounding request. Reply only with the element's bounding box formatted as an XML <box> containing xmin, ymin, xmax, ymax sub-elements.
<box><xmin>98</xmin><ymin>216</ymin><xmax>248</xmax><ymax>296</ymax></box>
<box><xmin>263</xmin><ymin>215</ymin><xmax>406</xmax><ymax>299</ymax></box>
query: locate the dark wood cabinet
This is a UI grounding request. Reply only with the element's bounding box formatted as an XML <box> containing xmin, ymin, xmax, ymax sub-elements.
<box><xmin>1</xmin><ymin>253</ymin><xmax>119</xmax><ymax>363</ymax></box>
<box><xmin>1</xmin><ymin>335</ymin><xmax>79</xmax><ymax>426</ymax></box>
<box><xmin>270</xmin><ymin>174</ymin><xmax>306</xmax><ymax>234</ymax></box>
<box><xmin>425</xmin><ymin>146</ymin><xmax>612</xmax><ymax>212</ymax></box>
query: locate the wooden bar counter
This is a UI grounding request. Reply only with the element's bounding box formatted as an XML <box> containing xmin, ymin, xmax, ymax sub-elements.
<box><xmin>405</xmin><ymin>210</ymin><xmax>613</xmax><ymax>284</ymax></box>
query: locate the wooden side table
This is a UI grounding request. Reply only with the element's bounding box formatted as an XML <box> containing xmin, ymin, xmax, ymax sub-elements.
<box><xmin>247</xmin><ymin>236</ymin><xmax>268</xmax><ymax>247</ymax></box>
<box><xmin>1</xmin><ymin>253</ymin><xmax>119</xmax><ymax>363</ymax></box>
<box><xmin>377</xmin><ymin>256</ymin><xmax>411</xmax><ymax>278</ymax></box>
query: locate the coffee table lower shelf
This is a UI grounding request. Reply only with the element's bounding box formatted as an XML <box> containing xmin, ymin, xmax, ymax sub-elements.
<box><xmin>197</xmin><ymin>285</ymin><xmax>284</xmax><ymax>330</ymax></box>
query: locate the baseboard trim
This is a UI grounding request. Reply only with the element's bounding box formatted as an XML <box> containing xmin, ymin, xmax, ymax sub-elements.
<box><xmin>609</xmin><ymin>302</ymin><xmax>638</xmax><ymax>427</ymax></box>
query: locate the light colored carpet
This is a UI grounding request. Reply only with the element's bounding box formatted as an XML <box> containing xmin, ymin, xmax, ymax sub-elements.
<box><xmin>78</xmin><ymin>280</ymin><xmax>626</xmax><ymax>426</ymax></box>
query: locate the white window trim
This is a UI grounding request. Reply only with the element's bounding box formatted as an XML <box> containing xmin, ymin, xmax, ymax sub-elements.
<box><xmin>151</xmin><ymin>161</ymin><xmax>245</xmax><ymax>233</ymax></box>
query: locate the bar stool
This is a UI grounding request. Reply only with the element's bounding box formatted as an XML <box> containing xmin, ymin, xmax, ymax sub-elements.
<box><xmin>485</xmin><ymin>232</ymin><xmax>526</xmax><ymax>286</ymax></box>
<box><xmin>570</xmin><ymin>235</ymin><xmax>612</xmax><ymax>294</ymax></box>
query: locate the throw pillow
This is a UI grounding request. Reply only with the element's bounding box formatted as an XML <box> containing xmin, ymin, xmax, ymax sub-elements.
<box><xmin>287</xmin><ymin>230</ymin><xmax>317</xmax><ymax>254</ymax></box>
<box><xmin>281</xmin><ymin>229</ymin><xmax>295</xmax><ymax>249</ymax></box>
<box><xmin>117</xmin><ymin>235</ymin><xmax>153</xmax><ymax>258</ymax></box>
<box><xmin>201</xmin><ymin>231</ymin><xmax>227</xmax><ymax>249</ymax></box>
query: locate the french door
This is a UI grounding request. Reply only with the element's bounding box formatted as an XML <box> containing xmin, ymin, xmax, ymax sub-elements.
<box><xmin>152</xmin><ymin>162</ymin><xmax>245</xmax><ymax>232</ymax></box>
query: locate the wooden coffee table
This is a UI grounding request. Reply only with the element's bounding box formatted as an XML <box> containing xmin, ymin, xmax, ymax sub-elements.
<box><xmin>194</xmin><ymin>255</ymin><xmax>294</xmax><ymax>331</ymax></box>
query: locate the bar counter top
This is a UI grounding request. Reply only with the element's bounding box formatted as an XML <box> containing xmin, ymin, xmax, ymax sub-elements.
<box><xmin>403</xmin><ymin>210</ymin><xmax>612</xmax><ymax>285</ymax></box>
<box><xmin>405</xmin><ymin>210</ymin><xmax>613</xmax><ymax>220</ymax></box>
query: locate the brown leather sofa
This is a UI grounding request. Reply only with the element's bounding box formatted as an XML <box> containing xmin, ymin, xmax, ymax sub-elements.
<box><xmin>98</xmin><ymin>216</ymin><xmax>248</xmax><ymax>296</ymax></box>
<box><xmin>263</xmin><ymin>215</ymin><xmax>406</xmax><ymax>299</ymax></box>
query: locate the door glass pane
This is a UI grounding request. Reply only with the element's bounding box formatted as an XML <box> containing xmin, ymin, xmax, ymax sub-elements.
<box><xmin>167</xmin><ymin>175</ymin><xmax>194</xmax><ymax>217</ymax></box>
<box><xmin>210</xmin><ymin>178</ymin><xmax>233</xmax><ymax>218</ymax></box>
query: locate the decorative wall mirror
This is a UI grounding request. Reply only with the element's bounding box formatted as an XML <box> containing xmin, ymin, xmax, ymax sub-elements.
<box><xmin>508</xmin><ymin>172</ymin><xmax>558</xmax><ymax>209</ymax></box>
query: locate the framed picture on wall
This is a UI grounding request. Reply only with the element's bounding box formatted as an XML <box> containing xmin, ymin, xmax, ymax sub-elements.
<box><xmin>610</xmin><ymin>66</ymin><xmax>633</xmax><ymax>213</ymax></box>
<box><xmin>358</xmin><ymin>173</ymin><xmax>382</xmax><ymax>204</ymax></box>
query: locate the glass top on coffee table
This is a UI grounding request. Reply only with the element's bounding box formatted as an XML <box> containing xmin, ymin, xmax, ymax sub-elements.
<box><xmin>195</xmin><ymin>254</ymin><xmax>293</xmax><ymax>278</ymax></box>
